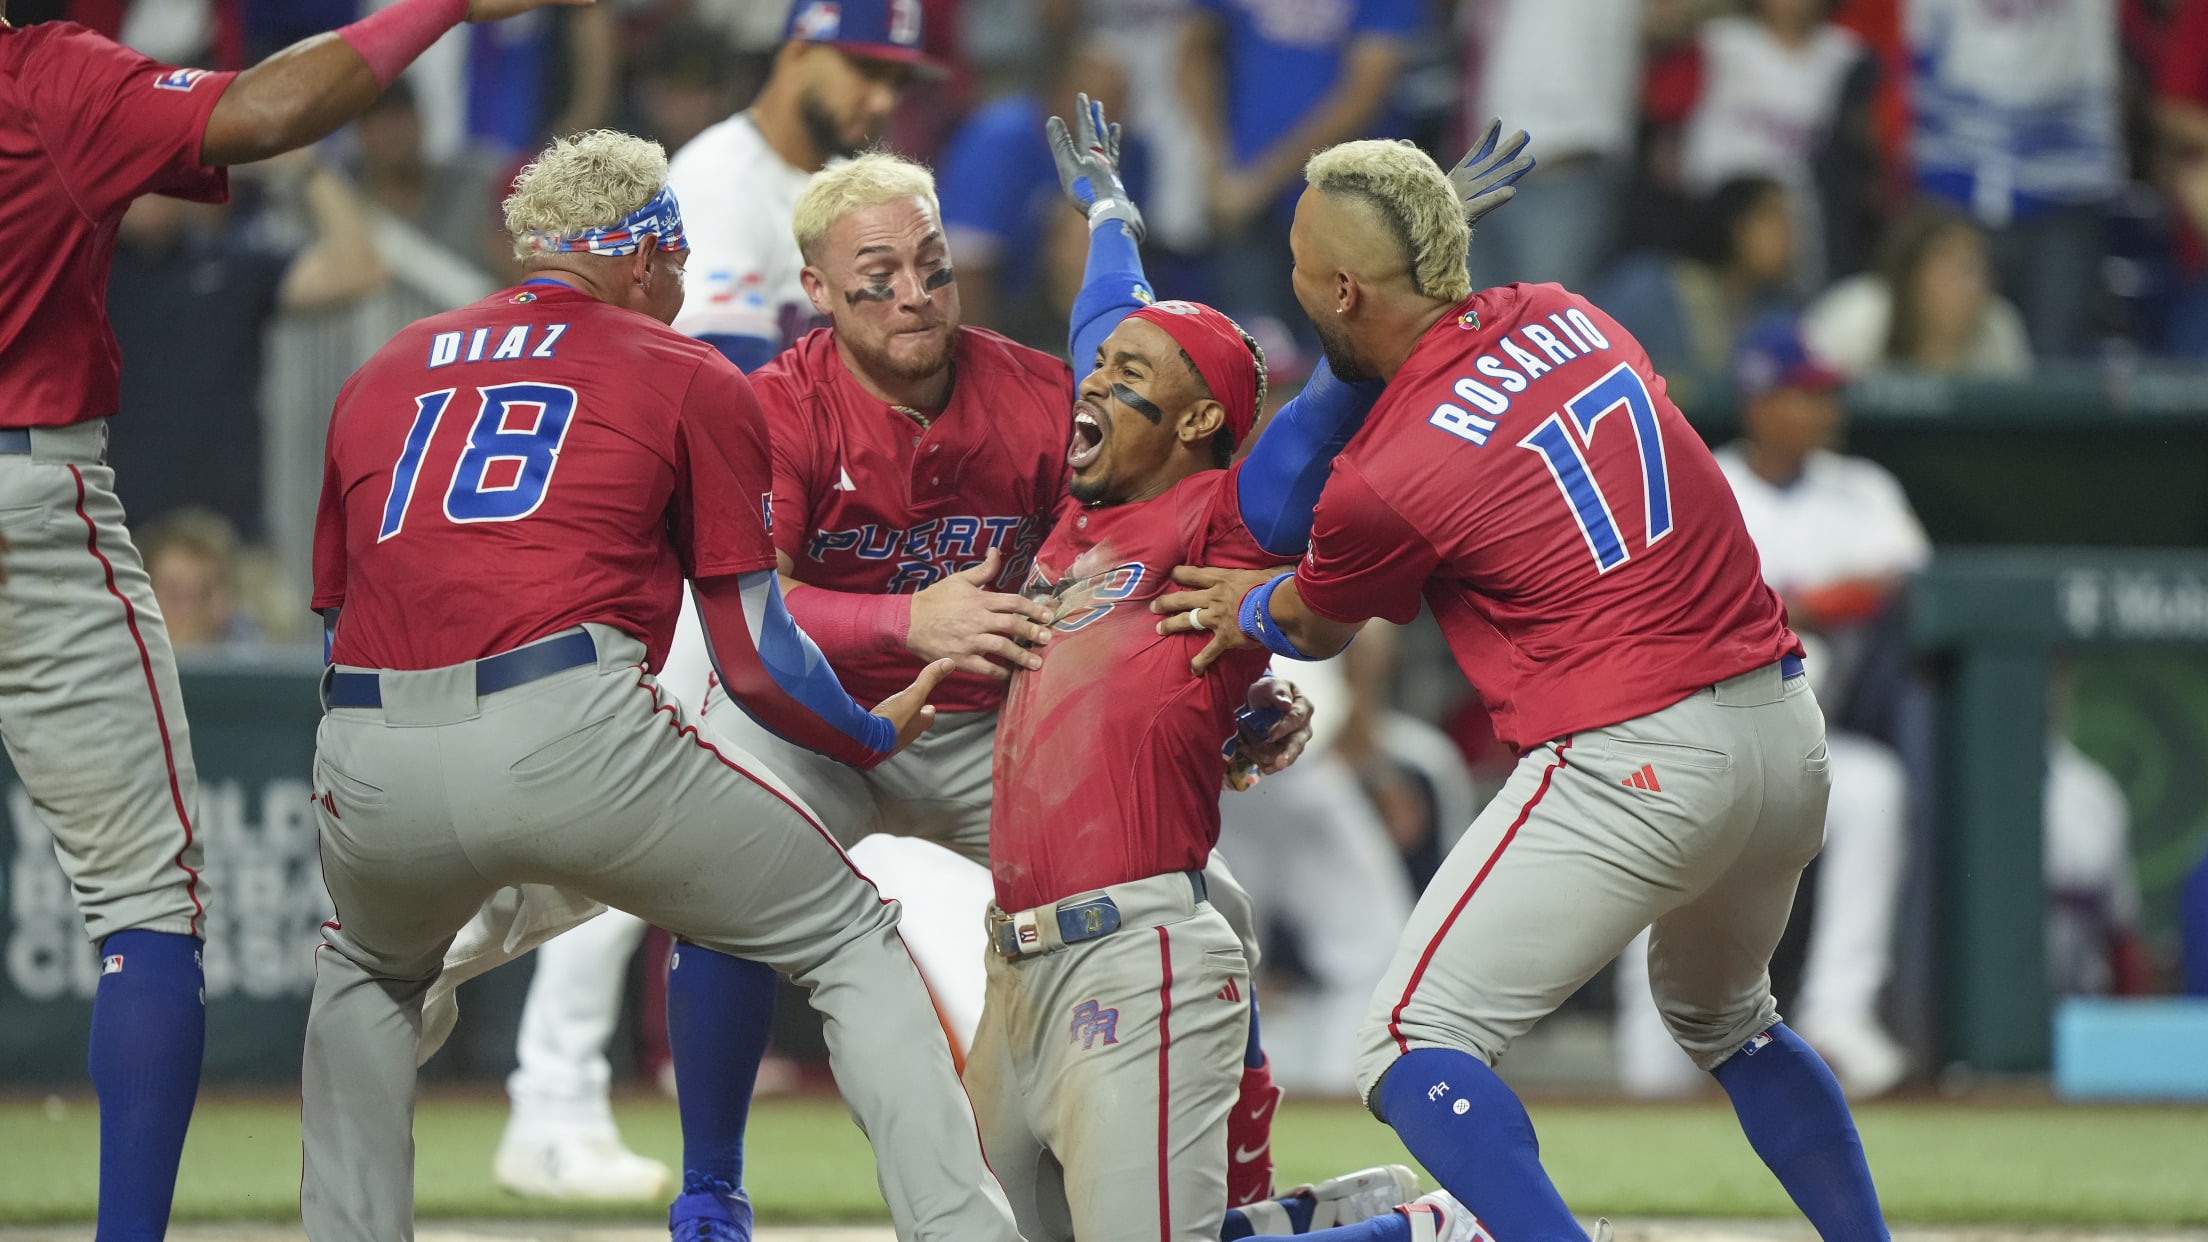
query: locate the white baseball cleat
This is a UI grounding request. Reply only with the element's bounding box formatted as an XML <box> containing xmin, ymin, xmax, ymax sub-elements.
<box><xmin>1592</xmin><ymin>1220</ymin><xmax>1615</xmax><ymax>1241</ymax></box>
<box><xmin>1799</xmin><ymin>1017</ymin><xmax>1909</xmax><ymax>1099</ymax></box>
<box><xmin>1302</xmin><ymin>1163</ymin><xmax>1422</xmax><ymax>1228</ymax></box>
<box><xmin>494</xmin><ymin>1128</ymin><xmax>672</xmax><ymax>1201</ymax></box>
<box><xmin>1399</xmin><ymin>1190</ymin><xmax>1497</xmax><ymax>1242</ymax></box>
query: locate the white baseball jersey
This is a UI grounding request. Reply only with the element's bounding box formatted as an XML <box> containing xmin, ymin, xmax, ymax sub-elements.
<box><xmin>668</xmin><ymin>112</ymin><xmax>826</xmax><ymax>352</ymax></box>
<box><xmin>1714</xmin><ymin>445</ymin><xmax>1930</xmax><ymax>594</ymax></box>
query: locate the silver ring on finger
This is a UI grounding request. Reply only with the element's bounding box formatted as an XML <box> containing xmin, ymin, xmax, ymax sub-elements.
<box><xmin>1189</xmin><ymin>606</ymin><xmax>1207</xmax><ymax>631</ymax></box>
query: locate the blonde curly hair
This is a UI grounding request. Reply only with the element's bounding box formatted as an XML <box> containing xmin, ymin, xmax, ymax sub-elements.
<box><xmin>503</xmin><ymin>130</ymin><xmax>671</xmax><ymax>262</ymax></box>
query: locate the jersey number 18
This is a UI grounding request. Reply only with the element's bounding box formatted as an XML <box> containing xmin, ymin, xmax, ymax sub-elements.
<box><xmin>377</xmin><ymin>383</ymin><xmax>580</xmax><ymax>541</ymax></box>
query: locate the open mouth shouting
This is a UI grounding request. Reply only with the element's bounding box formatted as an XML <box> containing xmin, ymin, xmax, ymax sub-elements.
<box><xmin>1069</xmin><ymin>403</ymin><xmax>1106</xmax><ymax>470</ymax></box>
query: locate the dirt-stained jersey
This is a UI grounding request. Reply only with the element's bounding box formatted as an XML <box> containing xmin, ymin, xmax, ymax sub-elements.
<box><xmin>1297</xmin><ymin>283</ymin><xmax>1799</xmax><ymax>750</ymax></box>
<box><xmin>990</xmin><ymin>464</ymin><xmax>1275</xmax><ymax>912</ymax></box>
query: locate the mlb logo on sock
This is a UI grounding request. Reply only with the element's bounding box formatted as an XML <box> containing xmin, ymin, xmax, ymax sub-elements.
<box><xmin>103</xmin><ymin>954</ymin><xmax>125</xmax><ymax>975</ymax></box>
<box><xmin>1741</xmin><ymin>1029</ymin><xmax>1774</xmax><ymax>1056</ymax></box>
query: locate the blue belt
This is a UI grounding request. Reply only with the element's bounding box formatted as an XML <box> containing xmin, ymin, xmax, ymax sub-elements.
<box><xmin>0</xmin><ymin>429</ymin><xmax>33</xmax><ymax>454</ymax></box>
<box><xmin>991</xmin><ymin>871</ymin><xmax>1208</xmax><ymax>957</ymax></box>
<box><xmin>1780</xmin><ymin>652</ymin><xmax>1805</xmax><ymax>680</ymax></box>
<box><xmin>325</xmin><ymin>630</ymin><xmax>599</xmax><ymax>710</ymax></box>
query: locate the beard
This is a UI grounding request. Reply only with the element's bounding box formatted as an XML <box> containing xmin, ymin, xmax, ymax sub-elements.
<box><xmin>1311</xmin><ymin>314</ymin><xmax>1372</xmax><ymax>383</ymax></box>
<box><xmin>869</xmin><ymin>325</ymin><xmax>956</xmax><ymax>383</ymax></box>
<box><xmin>799</xmin><ymin>90</ymin><xmax>867</xmax><ymax>161</ymax></box>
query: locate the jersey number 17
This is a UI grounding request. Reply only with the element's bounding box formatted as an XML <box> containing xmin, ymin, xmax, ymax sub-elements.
<box><xmin>1518</xmin><ymin>362</ymin><xmax>1674</xmax><ymax>574</ymax></box>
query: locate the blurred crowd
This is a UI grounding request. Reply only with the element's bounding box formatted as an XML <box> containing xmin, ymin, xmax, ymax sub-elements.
<box><xmin>18</xmin><ymin>0</ymin><xmax>2173</xmax><ymax>1097</ymax></box>
<box><xmin>25</xmin><ymin>0</ymin><xmax>2208</xmax><ymax>643</ymax></box>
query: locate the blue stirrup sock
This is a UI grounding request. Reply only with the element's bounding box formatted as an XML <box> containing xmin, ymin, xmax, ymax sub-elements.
<box><xmin>1712</xmin><ymin>1024</ymin><xmax>1890</xmax><ymax>1240</ymax></box>
<box><xmin>1226</xmin><ymin>1205</ymin><xmax>1411</xmax><ymax>1241</ymax></box>
<box><xmin>89</xmin><ymin>929</ymin><xmax>204</xmax><ymax>1242</ymax></box>
<box><xmin>666</xmin><ymin>942</ymin><xmax>777</xmax><ymax>1226</ymax></box>
<box><xmin>1377</xmin><ymin>1047</ymin><xmax>1586</xmax><ymax>1241</ymax></box>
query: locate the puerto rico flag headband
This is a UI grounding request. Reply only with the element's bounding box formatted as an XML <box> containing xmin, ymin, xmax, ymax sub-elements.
<box><xmin>525</xmin><ymin>185</ymin><xmax>689</xmax><ymax>257</ymax></box>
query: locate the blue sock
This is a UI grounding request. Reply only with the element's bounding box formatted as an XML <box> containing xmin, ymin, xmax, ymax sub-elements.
<box><xmin>1712</xmin><ymin>1024</ymin><xmax>1890</xmax><ymax>1240</ymax></box>
<box><xmin>1219</xmin><ymin>1191</ymin><xmax>1317</xmax><ymax>1239</ymax></box>
<box><xmin>1377</xmin><ymin>1047</ymin><xmax>1585</xmax><ymax>1241</ymax></box>
<box><xmin>666</xmin><ymin>942</ymin><xmax>777</xmax><ymax>1213</ymax></box>
<box><xmin>89</xmin><ymin>930</ymin><xmax>204</xmax><ymax>1242</ymax></box>
<box><xmin>1226</xmin><ymin>1207</ymin><xmax>1410</xmax><ymax>1242</ymax></box>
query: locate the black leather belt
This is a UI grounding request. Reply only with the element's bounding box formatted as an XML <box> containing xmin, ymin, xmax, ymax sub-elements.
<box><xmin>325</xmin><ymin>630</ymin><xmax>598</xmax><ymax>710</ymax></box>
<box><xmin>991</xmin><ymin>871</ymin><xmax>1207</xmax><ymax>957</ymax></box>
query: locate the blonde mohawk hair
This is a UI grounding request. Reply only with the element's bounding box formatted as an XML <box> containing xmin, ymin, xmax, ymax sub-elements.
<box><xmin>1304</xmin><ymin>140</ymin><xmax>1472</xmax><ymax>303</ymax></box>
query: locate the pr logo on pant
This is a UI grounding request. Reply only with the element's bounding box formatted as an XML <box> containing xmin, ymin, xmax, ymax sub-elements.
<box><xmin>1070</xmin><ymin>999</ymin><xmax>1119</xmax><ymax>1049</ymax></box>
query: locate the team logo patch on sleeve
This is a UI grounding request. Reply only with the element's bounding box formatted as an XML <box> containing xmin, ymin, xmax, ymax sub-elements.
<box><xmin>153</xmin><ymin>67</ymin><xmax>210</xmax><ymax>92</ymax></box>
<box><xmin>1070</xmin><ymin>999</ymin><xmax>1119</xmax><ymax>1049</ymax></box>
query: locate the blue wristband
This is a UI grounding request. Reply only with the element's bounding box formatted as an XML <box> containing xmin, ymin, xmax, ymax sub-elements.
<box><xmin>1238</xmin><ymin>573</ymin><xmax>1316</xmax><ymax>660</ymax></box>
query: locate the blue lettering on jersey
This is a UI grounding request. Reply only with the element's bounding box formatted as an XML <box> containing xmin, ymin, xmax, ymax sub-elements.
<box><xmin>807</xmin><ymin>515</ymin><xmax>1043</xmax><ymax>592</ymax></box>
<box><xmin>427</xmin><ymin>324</ymin><xmax>568</xmax><ymax>369</ymax></box>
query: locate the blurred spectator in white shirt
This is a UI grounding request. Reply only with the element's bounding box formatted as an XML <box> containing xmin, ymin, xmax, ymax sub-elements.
<box><xmin>1908</xmin><ymin>0</ymin><xmax>2123</xmax><ymax>356</ymax></box>
<box><xmin>1460</xmin><ymin>0</ymin><xmax>1644</xmax><ymax>294</ymax></box>
<box><xmin>1680</xmin><ymin>0</ymin><xmax>1877</xmax><ymax>288</ymax></box>
<box><xmin>1804</xmin><ymin>206</ymin><xmax>2033</xmax><ymax>378</ymax></box>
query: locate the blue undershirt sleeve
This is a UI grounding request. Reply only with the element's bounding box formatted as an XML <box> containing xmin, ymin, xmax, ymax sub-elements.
<box><xmin>1235</xmin><ymin>358</ymin><xmax>1386</xmax><ymax>556</ymax></box>
<box><xmin>700</xmin><ymin>570</ymin><xmax>895</xmax><ymax>761</ymax></box>
<box><xmin>1068</xmin><ymin>219</ymin><xmax>1154</xmax><ymax>372</ymax></box>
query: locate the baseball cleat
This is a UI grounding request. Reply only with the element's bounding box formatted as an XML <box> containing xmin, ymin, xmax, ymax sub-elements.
<box><xmin>1300</xmin><ymin>1163</ymin><xmax>1422</xmax><ymax>1228</ymax></box>
<box><xmin>493</xmin><ymin>1129</ymin><xmax>672</xmax><ymax>1201</ymax></box>
<box><xmin>668</xmin><ymin>1187</ymin><xmax>753</xmax><ymax>1242</ymax></box>
<box><xmin>1398</xmin><ymin>1189</ymin><xmax>1496</xmax><ymax>1242</ymax></box>
<box><xmin>1592</xmin><ymin>1219</ymin><xmax>1615</xmax><ymax>1241</ymax></box>
<box><xmin>1799</xmin><ymin>1017</ymin><xmax>1909</xmax><ymax>1099</ymax></box>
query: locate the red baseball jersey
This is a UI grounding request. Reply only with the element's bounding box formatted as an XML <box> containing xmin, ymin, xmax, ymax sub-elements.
<box><xmin>752</xmin><ymin>326</ymin><xmax>1073</xmax><ymax>712</ymax></box>
<box><xmin>314</xmin><ymin>283</ymin><xmax>778</xmax><ymax>671</ymax></box>
<box><xmin>0</xmin><ymin>23</ymin><xmax>235</xmax><ymax>428</ymax></box>
<box><xmin>990</xmin><ymin>465</ymin><xmax>1275</xmax><ymax>912</ymax></box>
<box><xmin>1297</xmin><ymin>283</ymin><xmax>1799</xmax><ymax>750</ymax></box>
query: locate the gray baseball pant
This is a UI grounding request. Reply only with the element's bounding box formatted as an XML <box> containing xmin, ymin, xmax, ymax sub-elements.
<box><xmin>300</xmin><ymin>625</ymin><xmax>1021</xmax><ymax>1242</ymax></box>
<box><xmin>1355</xmin><ymin>661</ymin><xmax>1831</xmax><ymax>1101</ymax></box>
<box><xmin>964</xmin><ymin>871</ymin><xmax>1251</xmax><ymax>1242</ymax></box>
<box><xmin>0</xmin><ymin>419</ymin><xmax>206</xmax><ymax>943</ymax></box>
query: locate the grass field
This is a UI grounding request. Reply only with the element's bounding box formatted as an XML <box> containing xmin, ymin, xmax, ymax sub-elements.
<box><xmin>3</xmin><ymin>1091</ymin><xmax>2207</xmax><ymax>1230</ymax></box>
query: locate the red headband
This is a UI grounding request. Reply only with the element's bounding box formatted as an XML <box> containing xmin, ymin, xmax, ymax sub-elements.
<box><xmin>1126</xmin><ymin>300</ymin><xmax>1261</xmax><ymax>448</ymax></box>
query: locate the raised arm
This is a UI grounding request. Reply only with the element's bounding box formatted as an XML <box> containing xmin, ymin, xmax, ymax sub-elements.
<box><xmin>200</xmin><ymin>0</ymin><xmax>592</xmax><ymax>167</ymax></box>
<box><xmin>1049</xmin><ymin>94</ymin><xmax>1156</xmax><ymax>368</ymax></box>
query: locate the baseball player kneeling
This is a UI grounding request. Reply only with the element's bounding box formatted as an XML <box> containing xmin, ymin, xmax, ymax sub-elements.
<box><xmin>300</xmin><ymin>129</ymin><xmax>1022</xmax><ymax>1242</ymax></box>
<box><xmin>952</xmin><ymin>101</ymin><xmax>1534</xmax><ymax>1242</ymax></box>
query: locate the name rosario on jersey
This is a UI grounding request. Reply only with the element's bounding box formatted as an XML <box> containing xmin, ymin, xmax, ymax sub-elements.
<box><xmin>424</xmin><ymin>322</ymin><xmax>569</xmax><ymax>369</ymax></box>
<box><xmin>806</xmin><ymin>513</ymin><xmax>1045</xmax><ymax>592</ymax></box>
<box><xmin>1427</xmin><ymin>305</ymin><xmax>1613</xmax><ymax>446</ymax></box>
